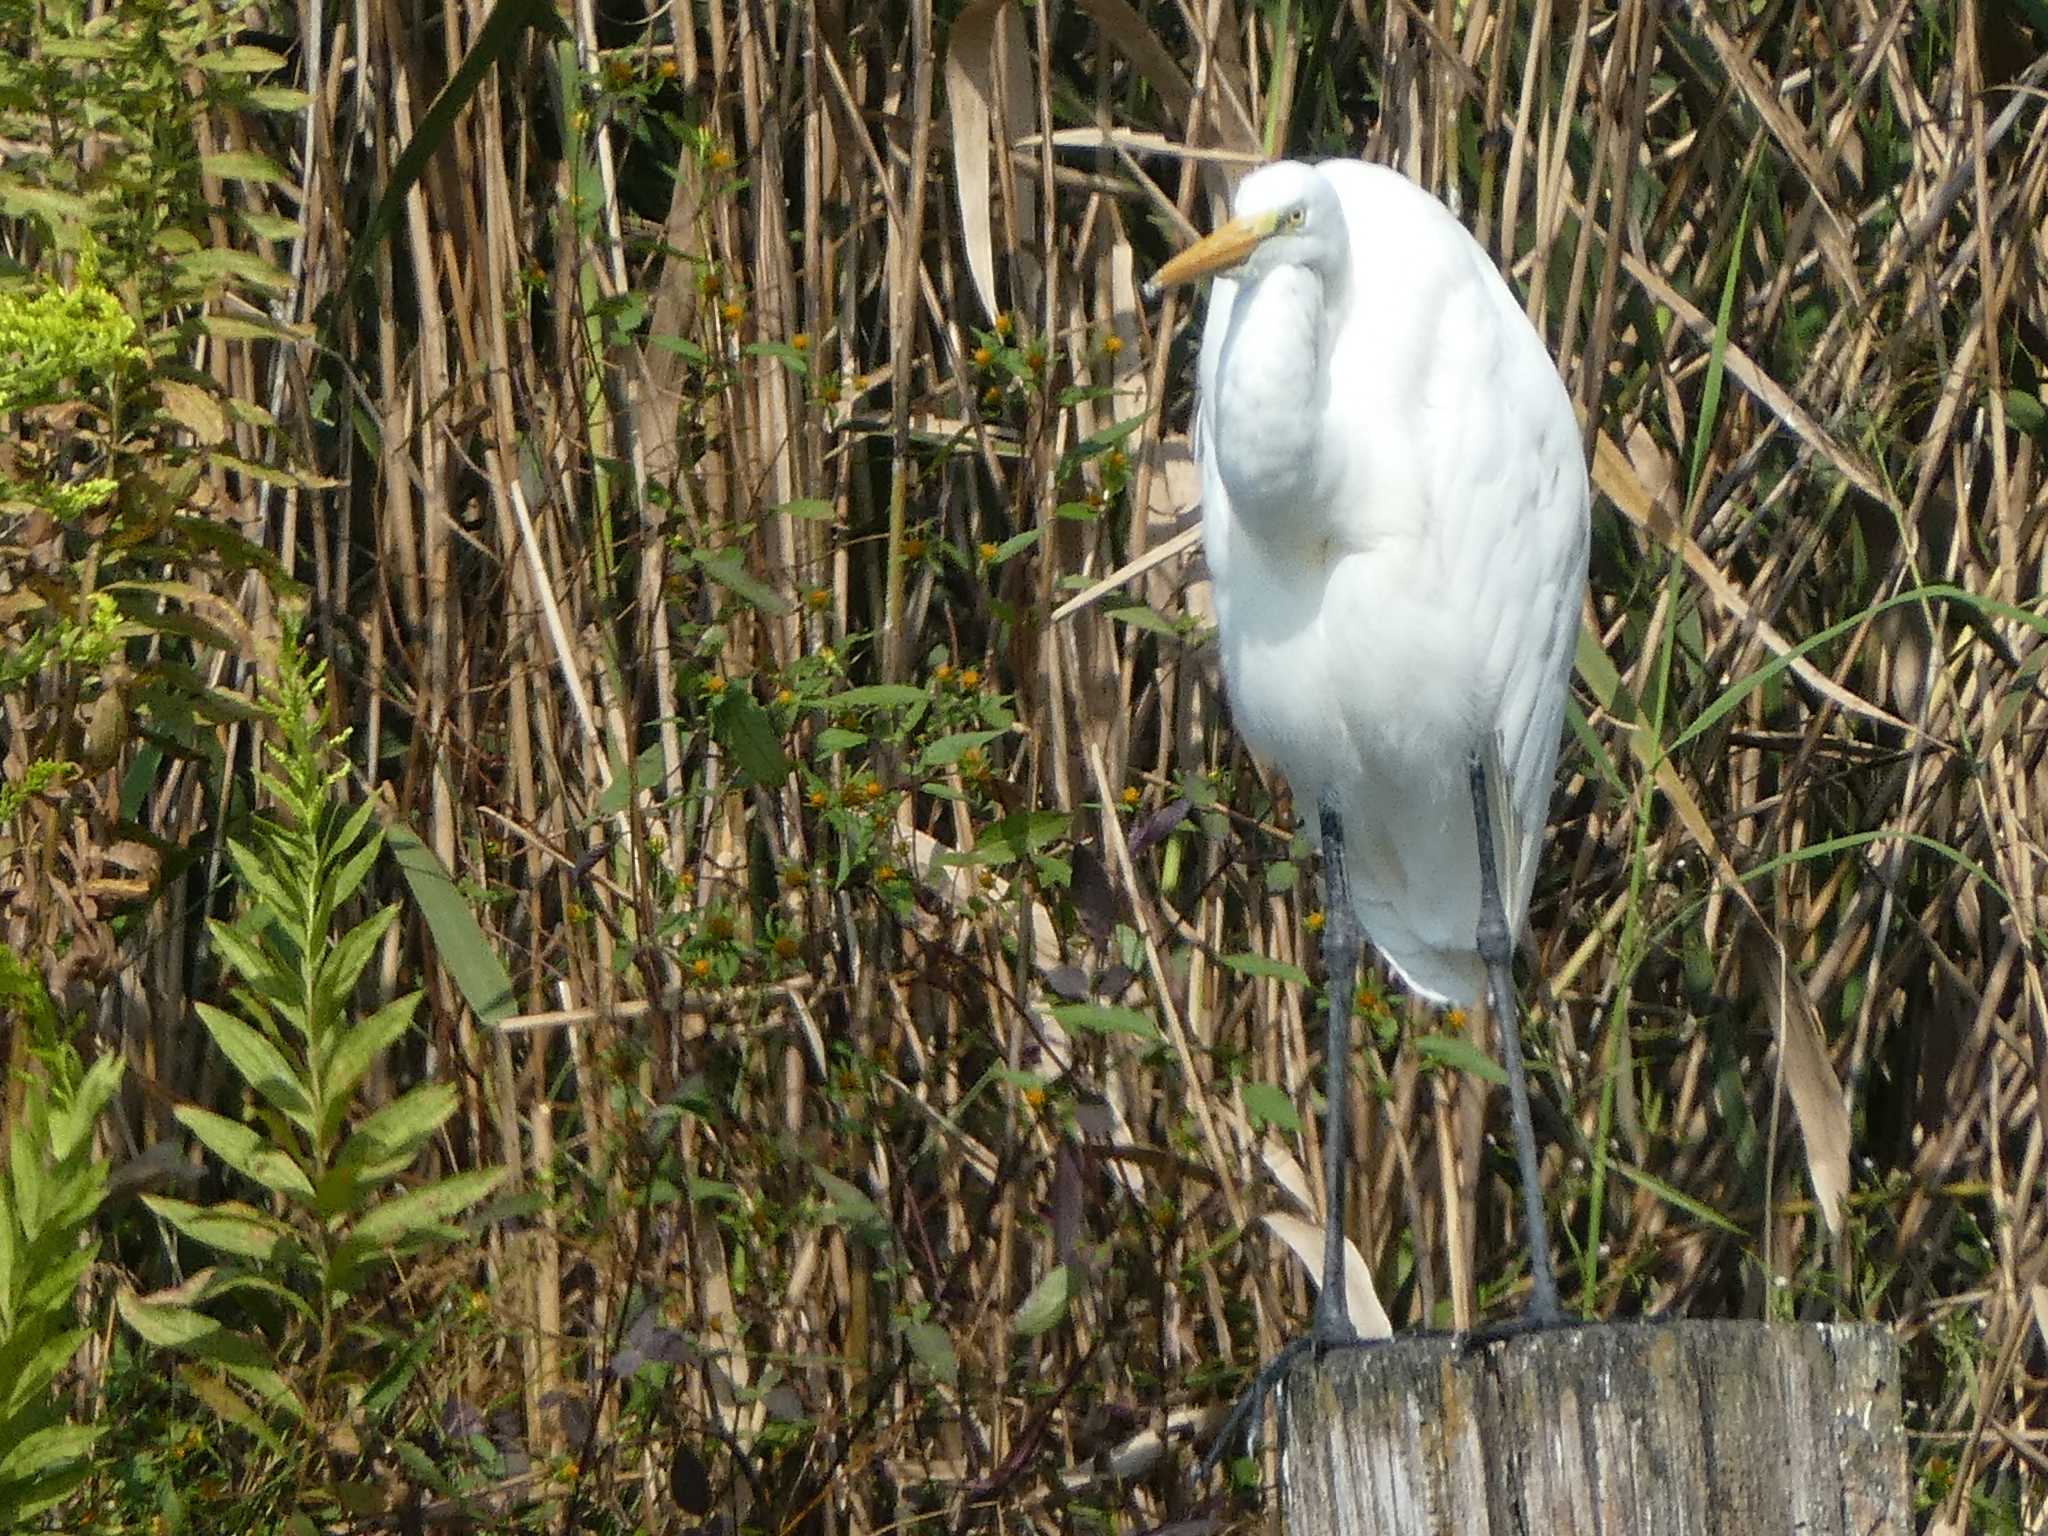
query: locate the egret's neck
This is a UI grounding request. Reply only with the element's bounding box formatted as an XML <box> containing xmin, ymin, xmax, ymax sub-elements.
<box><xmin>1212</xmin><ymin>266</ymin><xmax>1330</xmax><ymax>533</ymax></box>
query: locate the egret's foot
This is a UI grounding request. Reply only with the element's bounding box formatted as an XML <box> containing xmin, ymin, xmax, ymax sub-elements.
<box><xmin>1455</xmin><ymin>1304</ymin><xmax>1584</xmax><ymax>1353</ymax></box>
<box><xmin>1196</xmin><ymin>1308</ymin><xmax>1372</xmax><ymax>1485</ymax></box>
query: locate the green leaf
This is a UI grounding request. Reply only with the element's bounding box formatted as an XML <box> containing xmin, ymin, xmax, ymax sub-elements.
<box><xmin>696</xmin><ymin>548</ymin><xmax>794</xmax><ymax>615</ymax></box>
<box><xmin>189</xmin><ymin>1007</ymin><xmax>313</xmax><ymax>1132</ymax></box>
<box><xmin>827</xmin><ymin>684</ymin><xmax>930</xmax><ymax>710</ymax></box>
<box><xmin>1048</xmin><ymin>1003</ymin><xmax>1160</xmax><ymax>1040</ymax></box>
<box><xmin>1105</xmin><ymin>602</ymin><xmax>1181</xmax><ymax>637</ymax></box>
<box><xmin>0</xmin><ymin>1326</ymin><xmax>90</xmax><ymax>1423</ymax></box>
<box><xmin>200</xmin><ymin>151</ymin><xmax>289</xmax><ymax>184</ymax></box>
<box><xmin>988</xmin><ymin>529</ymin><xmax>1040</xmax><ymax>563</ymax></box>
<box><xmin>917</xmin><ymin>729</ymin><xmax>1005</xmax><ymax>770</ymax></box>
<box><xmin>900</xmin><ymin>1318</ymin><xmax>958</xmax><ymax>1386</ymax></box>
<box><xmin>326</xmin><ymin>799</ymin><xmax>385</xmax><ymax>908</ymax></box>
<box><xmin>1608</xmin><ymin>1160</ymin><xmax>1745</xmax><ymax>1237</ymax></box>
<box><xmin>320</xmin><ymin>993</ymin><xmax>421</xmax><ymax>1135</ymax></box>
<box><xmin>316</xmin><ymin>905</ymin><xmax>402</xmax><ymax>1027</ymax></box>
<box><xmin>814</xmin><ymin>727</ymin><xmax>867</xmax><ymax>753</ymax></box>
<box><xmin>385</xmin><ymin>818</ymin><xmax>517</xmax><ymax>1025</ymax></box>
<box><xmin>943</xmin><ymin>809</ymin><xmax>1069</xmax><ymax>866</ymax></box>
<box><xmin>1221</xmin><ymin>952</ymin><xmax>1310</xmax><ymax>986</ymax></box>
<box><xmin>351</xmin><ymin>1168</ymin><xmax>505</xmax><ymax>1245</ymax></box>
<box><xmin>743</xmin><ymin>340</ymin><xmax>811</xmax><ymax>376</ymax></box>
<box><xmin>140</xmin><ymin>1197</ymin><xmax>287</xmax><ymax>1261</ymax></box>
<box><xmin>711</xmin><ymin>689</ymin><xmax>791</xmax><ymax>784</ymax></box>
<box><xmin>333</xmin><ymin>1082</ymin><xmax>458</xmax><ymax>1194</ymax></box>
<box><xmin>1414</xmin><ymin>1033</ymin><xmax>1507</xmax><ymax>1086</ymax></box>
<box><xmin>1010</xmin><ymin>1264</ymin><xmax>1070</xmax><ymax>1337</ymax></box>
<box><xmin>811</xmin><ymin>1169</ymin><xmax>889</xmax><ymax>1245</ymax></box>
<box><xmin>115</xmin><ymin>1289</ymin><xmax>220</xmax><ymax>1350</ymax></box>
<box><xmin>196</xmin><ymin>43</ymin><xmax>289</xmax><ymax>71</ymax></box>
<box><xmin>172</xmin><ymin>1365</ymin><xmax>286</xmax><ymax>1456</ymax></box>
<box><xmin>47</xmin><ymin>1054</ymin><xmax>122</xmax><ymax>1163</ymax></box>
<box><xmin>350</xmin><ymin>0</ymin><xmax>571</xmax><ymax>279</ymax></box>
<box><xmin>1240</xmin><ymin>1081</ymin><xmax>1302</xmax><ymax>1132</ymax></box>
<box><xmin>174</xmin><ymin>246</ymin><xmax>295</xmax><ymax>295</ymax></box>
<box><xmin>776</xmin><ymin>497</ymin><xmax>836</xmax><ymax>520</ymax></box>
<box><xmin>1686</xmin><ymin>162</ymin><xmax>1756</xmax><ymax>500</ymax></box>
<box><xmin>173</xmin><ymin>1105</ymin><xmax>315</xmax><ymax>1200</ymax></box>
<box><xmin>0</xmin><ymin>1421</ymin><xmax>99</xmax><ymax>1486</ymax></box>
<box><xmin>596</xmin><ymin>741</ymin><xmax>677</xmax><ymax>815</ymax></box>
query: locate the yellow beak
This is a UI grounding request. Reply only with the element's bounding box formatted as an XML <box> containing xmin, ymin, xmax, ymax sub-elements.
<box><xmin>1144</xmin><ymin>211</ymin><xmax>1280</xmax><ymax>298</ymax></box>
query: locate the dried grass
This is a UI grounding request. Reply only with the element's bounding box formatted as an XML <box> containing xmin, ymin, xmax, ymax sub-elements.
<box><xmin>10</xmin><ymin>0</ymin><xmax>2048</xmax><ymax>1526</ymax></box>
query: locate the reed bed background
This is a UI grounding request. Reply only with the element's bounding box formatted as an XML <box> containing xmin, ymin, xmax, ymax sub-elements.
<box><xmin>3</xmin><ymin>0</ymin><xmax>2047</xmax><ymax>1529</ymax></box>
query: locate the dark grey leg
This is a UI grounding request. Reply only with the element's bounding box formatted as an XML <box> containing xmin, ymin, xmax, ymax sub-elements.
<box><xmin>1196</xmin><ymin>794</ymin><xmax>1370</xmax><ymax>1480</ymax></box>
<box><xmin>1312</xmin><ymin>796</ymin><xmax>1361</xmax><ymax>1346</ymax></box>
<box><xmin>1468</xmin><ymin>750</ymin><xmax>1564</xmax><ymax>1325</ymax></box>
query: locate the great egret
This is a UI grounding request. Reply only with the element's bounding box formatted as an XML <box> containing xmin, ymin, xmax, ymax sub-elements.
<box><xmin>1147</xmin><ymin>159</ymin><xmax>1590</xmax><ymax>1448</ymax></box>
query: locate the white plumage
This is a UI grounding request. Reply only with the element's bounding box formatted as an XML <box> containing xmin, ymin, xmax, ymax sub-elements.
<box><xmin>1179</xmin><ymin>159</ymin><xmax>1589</xmax><ymax>1005</ymax></box>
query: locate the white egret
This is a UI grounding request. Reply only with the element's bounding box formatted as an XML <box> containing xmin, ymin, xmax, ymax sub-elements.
<box><xmin>1147</xmin><ymin>159</ymin><xmax>1590</xmax><ymax>1452</ymax></box>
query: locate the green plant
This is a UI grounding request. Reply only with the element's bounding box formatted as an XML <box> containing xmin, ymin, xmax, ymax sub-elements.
<box><xmin>0</xmin><ymin>956</ymin><xmax>123</xmax><ymax>1522</ymax></box>
<box><xmin>115</xmin><ymin>631</ymin><xmax>502</xmax><ymax>1524</ymax></box>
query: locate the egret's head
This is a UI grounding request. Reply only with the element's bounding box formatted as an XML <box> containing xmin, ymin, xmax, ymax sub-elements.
<box><xmin>1145</xmin><ymin>160</ymin><xmax>1346</xmax><ymax>297</ymax></box>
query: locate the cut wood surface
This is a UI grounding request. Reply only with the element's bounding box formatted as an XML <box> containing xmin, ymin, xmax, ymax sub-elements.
<box><xmin>1279</xmin><ymin>1321</ymin><xmax>1905</xmax><ymax>1536</ymax></box>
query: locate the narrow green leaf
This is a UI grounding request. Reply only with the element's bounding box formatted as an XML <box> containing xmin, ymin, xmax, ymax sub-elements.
<box><xmin>988</xmin><ymin>529</ymin><xmax>1040</xmax><ymax>563</ymax></box>
<box><xmin>826</xmin><ymin>684</ymin><xmax>930</xmax><ymax>710</ymax></box>
<box><xmin>317</xmin><ymin>906</ymin><xmax>402</xmax><ymax>1026</ymax></box>
<box><xmin>1105</xmin><ymin>602</ymin><xmax>1180</xmax><ymax>638</ymax></box>
<box><xmin>140</xmin><ymin>1197</ymin><xmax>287</xmax><ymax>1261</ymax></box>
<box><xmin>326</xmin><ymin>799</ymin><xmax>385</xmax><ymax>907</ymax></box>
<box><xmin>917</xmin><ymin>729</ymin><xmax>1005</xmax><ymax>770</ymax></box>
<box><xmin>173</xmin><ymin>1104</ymin><xmax>315</xmax><ymax>1200</ymax></box>
<box><xmin>901</xmin><ymin>1319</ymin><xmax>958</xmax><ymax>1386</ymax></box>
<box><xmin>1686</xmin><ymin>165</ymin><xmax>1756</xmax><ymax>500</ymax></box>
<box><xmin>350</xmin><ymin>0</ymin><xmax>571</xmax><ymax>278</ymax></box>
<box><xmin>1010</xmin><ymin>1265</ymin><xmax>1070</xmax><ymax>1337</ymax></box>
<box><xmin>1048</xmin><ymin>1003</ymin><xmax>1160</xmax><ymax>1040</ymax></box>
<box><xmin>1414</xmin><ymin>1033</ymin><xmax>1507</xmax><ymax>1085</ymax></box>
<box><xmin>1221</xmin><ymin>952</ymin><xmax>1311</xmax><ymax>987</ymax></box>
<box><xmin>174</xmin><ymin>246</ymin><xmax>295</xmax><ymax>295</ymax></box>
<box><xmin>385</xmin><ymin>818</ymin><xmax>517</xmax><ymax>1025</ymax></box>
<box><xmin>199</xmin><ymin>151</ymin><xmax>288</xmax><ymax>184</ymax></box>
<box><xmin>351</xmin><ymin>1168</ymin><xmax>505</xmax><ymax>1245</ymax></box>
<box><xmin>811</xmin><ymin>1169</ymin><xmax>889</xmax><ymax>1245</ymax></box>
<box><xmin>321</xmin><ymin>993</ymin><xmax>421</xmax><ymax>1131</ymax></box>
<box><xmin>191</xmin><ymin>1005</ymin><xmax>313</xmax><ymax>1131</ymax></box>
<box><xmin>0</xmin><ymin>1327</ymin><xmax>89</xmax><ymax>1422</ymax></box>
<box><xmin>115</xmin><ymin>1289</ymin><xmax>219</xmax><ymax>1349</ymax></box>
<box><xmin>172</xmin><ymin>1365</ymin><xmax>286</xmax><ymax>1456</ymax></box>
<box><xmin>1608</xmin><ymin>1160</ymin><xmax>1745</xmax><ymax>1236</ymax></box>
<box><xmin>0</xmin><ymin>1421</ymin><xmax>99</xmax><ymax>1485</ymax></box>
<box><xmin>696</xmin><ymin>549</ymin><xmax>794</xmax><ymax>615</ymax></box>
<box><xmin>1240</xmin><ymin>1081</ymin><xmax>1302</xmax><ymax>1132</ymax></box>
<box><xmin>710</xmin><ymin>690</ymin><xmax>791</xmax><ymax>784</ymax></box>
<box><xmin>776</xmin><ymin>497</ymin><xmax>836</xmax><ymax>521</ymax></box>
<box><xmin>47</xmin><ymin>1053</ymin><xmax>122</xmax><ymax>1163</ymax></box>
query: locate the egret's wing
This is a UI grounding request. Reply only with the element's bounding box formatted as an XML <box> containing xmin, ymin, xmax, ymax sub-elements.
<box><xmin>1314</xmin><ymin>163</ymin><xmax>1589</xmax><ymax>969</ymax></box>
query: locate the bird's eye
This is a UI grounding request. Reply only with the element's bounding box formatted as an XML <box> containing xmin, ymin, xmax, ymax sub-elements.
<box><xmin>1286</xmin><ymin>207</ymin><xmax>1306</xmax><ymax>228</ymax></box>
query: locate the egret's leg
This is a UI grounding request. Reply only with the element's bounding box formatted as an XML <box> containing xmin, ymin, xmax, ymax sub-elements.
<box><xmin>1195</xmin><ymin>796</ymin><xmax>1367</xmax><ymax>1481</ymax></box>
<box><xmin>1468</xmin><ymin>750</ymin><xmax>1564</xmax><ymax>1325</ymax></box>
<box><xmin>1312</xmin><ymin>796</ymin><xmax>1361</xmax><ymax>1346</ymax></box>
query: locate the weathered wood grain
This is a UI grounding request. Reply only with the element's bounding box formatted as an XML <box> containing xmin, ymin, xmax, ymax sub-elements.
<box><xmin>1279</xmin><ymin>1321</ymin><xmax>1905</xmax><ymax>1535</ymax></box>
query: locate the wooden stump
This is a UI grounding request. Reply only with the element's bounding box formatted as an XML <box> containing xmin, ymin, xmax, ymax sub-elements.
<box><xmin>1278</xmin><ymin>1321</ymin><xmax>1907</xmax><ymax>1536</ymax></box>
